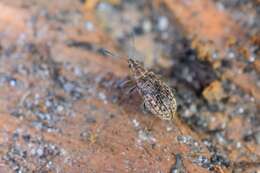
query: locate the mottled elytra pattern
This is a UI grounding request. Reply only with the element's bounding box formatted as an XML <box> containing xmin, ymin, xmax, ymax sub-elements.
<box><xmin>128</xmin><ymin>58</ymin><xmax>177</xmax><ymax>120</ymax></box>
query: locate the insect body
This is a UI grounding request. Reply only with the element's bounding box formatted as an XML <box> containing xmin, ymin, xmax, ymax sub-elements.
<box><xmin>128</xmin><ymin>58</ymin><xmax>177</xmax><ymax>120</ymax></box>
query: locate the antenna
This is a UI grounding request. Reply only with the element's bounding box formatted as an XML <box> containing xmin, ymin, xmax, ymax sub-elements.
<box><xmin>130</xmin><ymin>31</ymin><xmax>136</xmax><ymax>50</ymax></box>
<box><xmin>99</xmin><ymin>47</ymin><xmax>128</xmax><ymax>61</ymax></box>
<box><xmin>128</xmin><ymin>31</ymin><xmax>136</xmax><ymax>60</ymax></box>
<box><xmin>99</xmin><ymin>31</ymin><xmax>137</xmax><ymax>61</ymax></box>
<box><xmin>128</xmin><ymin>31</ymin><xmax>146</xmax><ymax>67</ymax></box>
<box><xmin>99</xmin><ymin>48</ymin><xmax>117</xmax><ymax>58</ymax></box>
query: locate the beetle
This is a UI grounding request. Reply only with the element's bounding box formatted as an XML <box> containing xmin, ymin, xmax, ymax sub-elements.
<box><xmin>127</xmin><ymin>58</ymin><xmax>177</xmax><ymax>120</ymax></box>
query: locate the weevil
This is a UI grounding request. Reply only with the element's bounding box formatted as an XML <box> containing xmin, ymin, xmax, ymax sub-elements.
<box><xmin>127</xmin><ymin>58</ymin><xmax>177</xmax><ymax>120</ymax></box>
<box><xmin>102</xmin><ymin>48</ymin><xmax>177</xmax><ymax>121</ymax></box>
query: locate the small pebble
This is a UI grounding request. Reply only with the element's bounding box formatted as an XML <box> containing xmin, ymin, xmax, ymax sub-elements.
<box><xmin>36</xmin><ymin>148</ymin><xmax>44</xmax><ymax>157</ymax></box>
<box><xmin>157</xmin><ymin>16</ymin><xmax>169</xmax><ymax>31</ymax></box>
<box><xmin>84</xmin><ymin>21</ymin><xmax>95</xmax><ymax>31</ymax></box>
<box><xmin>9</xmin><ymin>78</ymin><xmax>17</xmax><ymax>87</ymax></box>
<box><xmin>142</xmin><ymin>20</ymin><xmax>152</xmax><ymax>33</ymax></box>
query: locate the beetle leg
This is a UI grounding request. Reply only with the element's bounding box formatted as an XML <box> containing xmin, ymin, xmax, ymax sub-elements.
<box><xmin>117</xmin><ymin>79</ymin><xmax>135</xmax><ymax>89</ymax></box>
<box><xmin>147</xmin><ymin>117</ymin><xmax>156</xmax><ymax>131</ymax></box>
<box><xmin>140</xmin><ymin>101</ymin><xmax>149</xmax><ymax>114</ymax></box>
<box><xmin>127</xmin><ymin>85</ymin><xmax>137</xmax><ymax>94</ymax></box>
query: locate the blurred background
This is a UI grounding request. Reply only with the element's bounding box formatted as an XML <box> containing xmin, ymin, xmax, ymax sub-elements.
<box><xmin>0</xmin><ymin>0</ymin><xmax>259</xmax><ymax>172</ymax></box>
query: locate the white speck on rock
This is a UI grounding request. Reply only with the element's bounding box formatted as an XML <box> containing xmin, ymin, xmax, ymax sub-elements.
<box><xmin>132</xmin><ymin>119</ymin><xmax>140</xmax><ymax>128</ymax></box>
<box><xmin>138</xmin><ymin>130</ymin><xmax>156</xmax><ymax>144</ymax></box>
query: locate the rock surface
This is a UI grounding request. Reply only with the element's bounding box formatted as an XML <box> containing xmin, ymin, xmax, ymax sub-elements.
<box><xmin>0</xmin><ymin>0</ymin><xmax>259</xmax><ymax>173</ymax></box>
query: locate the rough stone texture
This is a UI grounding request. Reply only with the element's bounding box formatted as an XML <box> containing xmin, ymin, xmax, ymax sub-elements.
<box><xmin>0</xmin><ymin>0</ymin><xmax>259</xmax><ymax>173</ymax></box>
<box><xmin>203</xmin><ymin>80</ymin><xmax>225</xmax><ymax>102</ymax></box>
